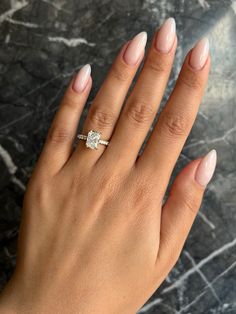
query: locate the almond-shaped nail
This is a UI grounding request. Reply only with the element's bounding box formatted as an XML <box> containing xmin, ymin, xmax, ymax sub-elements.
<box><xmin>72</xmin><ymin>64</ymin><xmax>91</xmax><ymax>93</ymax></box>
<box><xmin>195</xmin><ymin>149</ymin><xmax>217</xmax><ymax>187</ymax></box>
<box><xmin>123</xmin><ymin>31</ymin><xmax>147</xmax><ymax>66</ymax></box>
<box><xmin>155</xmin><ymin>17</ymin><xmax>176</xmax><ymax>53</ymax></box>
<box><xmin>189</xmin><ymin>37</ymin><xmax>209</xmax><ymax>70</ymax></box>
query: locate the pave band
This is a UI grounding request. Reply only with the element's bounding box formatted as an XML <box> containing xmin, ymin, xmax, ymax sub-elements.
<box><xmin>77</xmin><ymin>130</ymin><xmax>109</xmax><ymax>150</ymax></box>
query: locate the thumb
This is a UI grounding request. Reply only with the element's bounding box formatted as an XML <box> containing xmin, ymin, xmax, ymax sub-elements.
<box><xmin>156</xmin><ymin>149</ymin><xmax>217</xmax><ymax>273</ymax></box>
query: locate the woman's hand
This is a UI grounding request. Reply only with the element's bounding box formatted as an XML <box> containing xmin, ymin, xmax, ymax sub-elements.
<box><xmin>0</xmin><ymin>18</ymin><xmax>216</xmax><ymax>314</ymax></box>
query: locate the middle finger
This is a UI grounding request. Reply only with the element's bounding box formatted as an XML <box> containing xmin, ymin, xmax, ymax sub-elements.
<box><xmin>102</xmin><ymin>18</ymin><xmax>177</xmax><ymax>168</ymax></box>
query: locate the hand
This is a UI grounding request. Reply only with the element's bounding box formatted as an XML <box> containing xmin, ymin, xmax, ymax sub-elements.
<box><xmin>0</xmin><ymin>18</ymin><xmax>216</xmax><ymax>314</ymax></box>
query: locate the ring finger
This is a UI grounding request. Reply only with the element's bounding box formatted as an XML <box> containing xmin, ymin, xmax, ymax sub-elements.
<box><xmin>70</xmin><ymin>31</ymin><xmax>147</xmax><ymax>167</ymax></box>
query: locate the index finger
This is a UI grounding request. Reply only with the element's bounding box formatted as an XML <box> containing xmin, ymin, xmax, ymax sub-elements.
<box><xmin>137</xmin><ymin>38</ymin><xmax>211</xmax><ymax>195</ymax></box>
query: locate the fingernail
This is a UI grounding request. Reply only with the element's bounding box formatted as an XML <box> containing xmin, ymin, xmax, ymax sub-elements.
<box><xmin>155</xmin><ymin>17</ymin><xmax>176</xmax><ymax>53</ymax></box>
<box><xmin>189</xmin><ymin>37</ymin><xmax>209</xmax><ymax>70</ymax></box>
<box><xmin>72</xmin><ymin>64</ymin><xmax>91</xmax><ymax>93</ymax></box>
<box><xmin>195</xmin><ymin>149</ymin><xmax>217</xmax><ymax>187</ymax></box>
<box><xmin>123</xmin><ymin>31</ymin><xmax>147</xmax><ymax>66</ymax></box>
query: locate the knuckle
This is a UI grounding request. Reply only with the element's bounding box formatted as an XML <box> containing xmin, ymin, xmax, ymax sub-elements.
<box><xmin>111</xmin><ymin>64</ymin><xmax>130</xmax><ymax>82</ymax></box>
<box><xmin>134</xmin><ymin>185</ymin><xmax>151</xmax><ymax>209</ymax></box>
<box><xmin>88</xmin><ymin>106</ymin><xmax>116</xmax><ymax>129</ymax></box>
<box><xmin>182</xmin><ymin>194</ymin><xmax>200</xmax><ymax>215</ymax></box>
<box><xmin>25</xmin><ymin>178</ymin><xmax>50</xmax><ymax>208</ymax></box>
<box><xmin>159</xmin><ymin>111</ymin><xmax>189</xmax><ymax>138</ymax></box>
<box><xmin>97</xmin><ymin>171</ymin><xmax>121</xmax><ymax>196</ymax></box>
<box><xmin>34</xmin><ymin>185</ymin><xmax>48</xmax><ymax>204</ymax></box>
<box><xmin>180</xmin><ymin>69</ymin><xmax>202</xmax><ymax>90</ymax></box>
<box><xmin>125</xmin><ymin>99</ymin><xmax>155</xmax><ymax>126</ymax></box>
<box><xmin>62</xmin><ymin>92</ymin><xmax>80</xmax><ymax>110</ymax></box>
<box><xmin>69</xmin><ymin>173</ymin><xmax>86</xmax><ymax>195</ymax></box>
<box><xmin>146</xmin><ymin>54</ymin><xmax>170</xmax><ymax>74</ymax></box>
<box><xmin>47</xmin><ymin>125</ymin><xmax>73</xmax><ymax>144</ymax></box>
<box><xmin>131</xmin><ymin>175</ymin><xmax>155</xmax><ymax>212</ymax></box>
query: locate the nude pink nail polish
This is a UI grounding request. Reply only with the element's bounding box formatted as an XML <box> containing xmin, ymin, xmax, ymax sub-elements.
<box><xmin>155</xmin><ymin>17</ymin><xmax>176</xmax><ymax>53</ymax></box>
<box><xmin>195</xmin><ymin>149</ymin><xmax>217</xmax><ymax>187</ymax></box>
<box><xmin>189</xmin><ymin>37</ymin><xmax>209</xmax><ymax>70</ymax></box>
<box><xmin>123</xmin><ymin>31</ymin><xmax>147</xmax><ymax>66</ymax></box>
<box><xmin>72</xmin><ymin>64</ymin><xmax>91</xmax><ymax>93</ymax></box>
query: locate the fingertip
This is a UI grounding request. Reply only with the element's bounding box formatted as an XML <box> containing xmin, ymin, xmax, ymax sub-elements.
<box><xmin>173</xmin><ymin>150</ymin><xmax>217</xmax><ymax>194</ymax></box>
<box><xmin>171</xmin><ymin>158</ymin><xmax>202</xmax><ymax>192</ymax></box>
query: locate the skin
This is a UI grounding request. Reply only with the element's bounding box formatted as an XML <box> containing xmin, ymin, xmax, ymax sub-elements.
<box><xmin>0</xmin><ymin>28</ymin><xmax>210</xmax><ymax>314</ymax></box>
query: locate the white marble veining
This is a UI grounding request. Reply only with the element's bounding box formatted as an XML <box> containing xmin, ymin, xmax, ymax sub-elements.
<box><xmin>0</xmin><ymin>0</ymin><xmax>235</xmax><ymax>313</ymax></box>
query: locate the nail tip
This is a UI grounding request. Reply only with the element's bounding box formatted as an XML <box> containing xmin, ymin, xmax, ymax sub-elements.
<box><xmin>134</xmin><ymin>31</ymin><xmax>148</xmax><ymax>45</ymax></box>
<box><xmin>141</xmin><ymin>31</ymin><xmax>148</xmax><ymax>41</ymax></box>
<box><xmin>203</xmin><ymin>36</ymin><xmax>209</xmax><ymax>43</ymax></box>
<box><xmin>203</xmin><ymin>37</ymin><xmax>210</xmax><ymax>49</ymax></box>
<box><xmin>137</xmin><ymin>31</ymin><xmax>147</xmax><ymax>37</ymax></box>
<box><xmin>206</xmin><ymin>148</ymin><xmax>217</xmax><ymax>174</ymax></box>
<box><xmin>208</xmin><ymin>149</ymin><xmax>217</xmax><ymax>159</ymax></box>
<box><xmin>85</xmin><ymin>64</ymin><xmax>91</xmax><ymax>74</ymax></box>
<box><xmin>167</xmin><ymin>17</ymin><xmax>176</xmax><ymax>25</ymax></box>
<box><xmin>160</xmin><ymin>17</ymin><xmax>176</xmax><ymax>31</ymax></box>
<box><xmin>141</xmin><ymin>32</ymin><xmax>148</xmax><ymax>47</ymax></box>
<box><xmin>80</xmin><ymin>63</ymin><xmax>91</xmax><ymax>73</ymax></box>
<box><xmin>211</xmin><ymin>149</ymin><xmax>217</xmax><ymax>164</ymax></box>
<box><xmin>195</xmin><ymin>36</ymin><xmax>210</xmax><ymax>49</ymax></box>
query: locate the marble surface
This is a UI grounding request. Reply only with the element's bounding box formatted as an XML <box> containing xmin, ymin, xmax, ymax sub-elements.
<box><xmin>0</xmin><ymin>0</ymin><xmax>236</xmax><ymax>313</ymax></box>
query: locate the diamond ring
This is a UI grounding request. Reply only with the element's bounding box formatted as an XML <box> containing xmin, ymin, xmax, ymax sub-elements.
<box><xmin>77</xmin><ymin>130</ymin><xmax>109</xmax><ymax>150</ymax></box>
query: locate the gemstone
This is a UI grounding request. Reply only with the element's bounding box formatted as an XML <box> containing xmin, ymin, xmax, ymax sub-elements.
<box><xmin>86</xmin><ymin>130</ymin><xmax>101</xmax><ymax>149</ymax></box>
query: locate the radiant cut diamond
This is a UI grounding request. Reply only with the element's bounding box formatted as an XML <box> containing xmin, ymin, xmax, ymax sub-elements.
<box><xmin>86</xmin><ymin>130</ymin><xmax>101</xmax><ymax>149</ymax></box>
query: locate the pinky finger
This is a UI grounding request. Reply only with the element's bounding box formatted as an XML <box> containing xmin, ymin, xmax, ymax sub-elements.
<box><xmin>155</xmin><ymin>150</ymin><xmax>217</xmax><ymax>275</ymax></box>
<box><xmin>36</xmin><ymin>65</ymin><xmax>92</xmax><ymax>177</ymax></box>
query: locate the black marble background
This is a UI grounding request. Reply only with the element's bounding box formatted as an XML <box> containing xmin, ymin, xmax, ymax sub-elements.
<box><xmin>0</xmin><ymin>0</ymin><xmax>236</xmax><ymax>313</ymax></box>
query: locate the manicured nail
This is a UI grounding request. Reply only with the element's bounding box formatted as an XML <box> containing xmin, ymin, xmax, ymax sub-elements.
<box><xmin>195</xmin><ymin>149</ymin><xmax>217</xmax><ymax>187</ymax></box>
<box><xmin>123</xmin><ymin>31</ymin><xmax>147</xmax><ymax>66</ymax></box>
<box><xmin>72</xmin><ymin>64</ymin><xmax>91</xmax><ymax>93</ymax></box>
<box><xmin>155</xmin><ymin>17</ymin><xmax>176</xmax><ymax>53</ymax></box>
<box><xmin>189</xmin><ymin>37</ymin><xmax>209</xmax><ymax>70</ymax></box>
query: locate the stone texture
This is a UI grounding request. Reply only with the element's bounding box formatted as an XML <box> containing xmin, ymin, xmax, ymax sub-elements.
<box><xmin>0</xmin><ymin>0</ymin><xmax>236</xmax><ymax>313</ymax></box>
